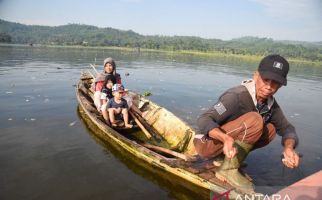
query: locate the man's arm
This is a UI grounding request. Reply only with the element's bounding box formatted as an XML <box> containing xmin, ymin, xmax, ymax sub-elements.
<box><xmin>208</xmin><ymin>128</ymin><xmax>237</xmax><ymax>158</ymax></box>
<box><xmin>197</xmin><ymin>92</ymin><xmax>239</xmax><ymax>158</ymax></box>
<box><xmin>270</xmin><ymin>104</ymin><xmax>300</xmax><ymax>168</ymax></box>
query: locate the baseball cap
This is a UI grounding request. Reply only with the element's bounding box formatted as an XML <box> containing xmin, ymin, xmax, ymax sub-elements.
<box><xmin>258</xmin><ymin>54</ymin><xmax>289</xmax><ymax>86</ymax></box>
<box><xmin>112</xmin><ymin>84</ymin><xmax>125</xmax><ymax>92</ymax></box>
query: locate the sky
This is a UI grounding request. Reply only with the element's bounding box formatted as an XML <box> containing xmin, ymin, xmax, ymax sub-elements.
<box><xmin>0</xmin><ymin>0</ymin><xmax>322</xmax><ymax>42</ymax></box>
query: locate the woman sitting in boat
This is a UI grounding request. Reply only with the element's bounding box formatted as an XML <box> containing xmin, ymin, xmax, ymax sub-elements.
<box><xmin>107</xmin><ymin>84</ymin><xmax>133</xmax><ymax>128</ymax></box>
<box><xmin>100</xmin><ymin>74</ymin><xmax>117</xmax><ymax>124</ymax></box>
<box><xmin>93</xmin><ymin>57</ymin><xmax>122</xmax><ymax>111</ymax></box>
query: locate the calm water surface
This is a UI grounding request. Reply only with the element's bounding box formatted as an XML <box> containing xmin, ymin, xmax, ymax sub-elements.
<box><xmin>1</xmin><ymin>45</ymin><xmax>322</xmax><ymax>200</ymax></box>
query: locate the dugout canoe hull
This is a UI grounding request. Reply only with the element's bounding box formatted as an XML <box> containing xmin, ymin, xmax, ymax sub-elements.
<box><xmin>76</xmin><ymin>72</ymin><xmax>255</xmax><ymax>199</ymax></box>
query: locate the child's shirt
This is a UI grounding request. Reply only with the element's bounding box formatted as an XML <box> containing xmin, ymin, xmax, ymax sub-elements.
<box><xmin>101</xmin><ymin>88</ymin><xmax>113</xmax><ymax>100</ymax></box>
<box><xmin>107</xmin><ymin>98</ymin><xmax>128</xmax><ymax>109</ymax></box>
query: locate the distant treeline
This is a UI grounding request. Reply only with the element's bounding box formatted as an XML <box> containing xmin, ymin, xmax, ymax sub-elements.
<box><xmin>1</xmin><ymin>19</ymin><xmax>322</xmax><ymax>61</ymax></box>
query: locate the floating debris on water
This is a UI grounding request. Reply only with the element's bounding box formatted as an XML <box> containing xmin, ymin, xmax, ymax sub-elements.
<box><xmin>294</xmin><ymin>113</ymin><xmax>300</xmax><ymax>116</ymax></box>
<box><xmin>143</xmin><ymin>91</ymin><xmax>152</xmax><ymax>97</ymax></box>
<box><xmin>6</xmin><ymin>91</ymin><xmax>13</xmax><ymax>94</ymax></box>
<box><xmin>201</xmin><ymin>107</ymin><xmax>207</xmax><ymax>111</ymax></box>
<box><xmin>25</xmin><ymin>99</ymin><xmax>30</xmax><ymax>102</ymax></box>
<box><xmin>125</xmin><ymin>72</ymin><xmax>130</xmax><ymax>76</ymax></box>
<box><xmin>30</xmin><ymin>118</ymin><xmax>36</xmax><ymax>121</ymax></box>
<box><xmin>69</xmin><ymin>121</ymin><xmax>77</xmax><ymax>126</ymax></box>
<box><xmin>8</xmin><ymin>118</ymin><xmax>13</xmax><ymax>121</ymax></box>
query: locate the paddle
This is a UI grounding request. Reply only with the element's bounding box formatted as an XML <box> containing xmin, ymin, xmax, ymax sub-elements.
<box><xmin>129</xmin><ymin>110</ymin><xmax>152</xmax><ymax>139</ymax></box>
<box><xmin>129</xmin><ymin>107</ymin><xmax>163</xmax><ymax>142</ymax></box>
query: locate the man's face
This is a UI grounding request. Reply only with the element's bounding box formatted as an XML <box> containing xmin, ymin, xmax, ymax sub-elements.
<box><xmin>254</xmin><ymin>71</ymin><xmax>282</xmax><ymax>102</ymax></box>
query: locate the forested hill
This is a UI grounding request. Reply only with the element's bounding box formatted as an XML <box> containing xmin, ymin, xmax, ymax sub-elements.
<box><xmin>1</xmin><ymin>19</ymin><xmax>321</xmax><ymax>61</ymax></box>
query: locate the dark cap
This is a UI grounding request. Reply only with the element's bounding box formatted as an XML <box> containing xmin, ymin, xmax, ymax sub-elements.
<box><xmin>258</xmin><ymin>54</ymin><xmax>289</xmax><ymax>86</ymax></box>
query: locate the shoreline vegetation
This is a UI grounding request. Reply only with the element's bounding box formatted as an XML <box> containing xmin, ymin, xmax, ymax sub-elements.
<box><xmin>1</xmin><ymin>19</ymin><xmax>321</xmax><ymax>67</ymax></box>
<box><xmin>1</xmin><ymin>43</ymin><xmax>321</xmax><ymax>67</ymax></box>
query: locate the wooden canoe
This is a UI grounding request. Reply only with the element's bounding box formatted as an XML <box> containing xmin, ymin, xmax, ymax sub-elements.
<box><xmin>76</xmin><ymin>72</ymin><xmax>255</xmax><ymax>199</ymax></box>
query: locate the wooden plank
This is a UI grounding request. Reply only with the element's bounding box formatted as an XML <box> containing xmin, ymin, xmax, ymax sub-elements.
<box><xmin>185</xmin><ymin>167</ymin><xmax>202</xmax><ymax>174</ymax></box>
<box><xmin>204</xmin><ymin>162</ymin><xmax>217</xmax><ymax>170</ymax></box>
<box><xmin>209</xmin><ymin>176</ymin><xmax>233</xmax><ymax>190</ymax></box>
<box><xmin>198</xmin><ymin>171</ymin><xmax>216</xmax><ymax>180</ymax></box>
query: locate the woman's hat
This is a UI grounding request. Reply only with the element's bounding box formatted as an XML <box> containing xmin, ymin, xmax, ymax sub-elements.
<box><xmin>103</xmin><ymin>57</ymin><xmax>116</xmax><ymax>68</ymax></box>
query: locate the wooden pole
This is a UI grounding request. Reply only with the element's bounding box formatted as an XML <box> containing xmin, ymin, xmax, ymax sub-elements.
<box><xmin>142</xmin><ymin>143</ymin><xmax>191</xmax><ymax>161</ymax></box>
<box><xmin>129</xmin><ymin>111</ymin><xmax>152</xmax><ymax>139</ymax></box>
<box><xmin>130</xmin><ymin>107</ymin><xmax>162</xmax><ymax>142</ymax></box>
<box><xmin>86</xmin><ymin>70</ymin><xmax>95</xmax><ymax>79</ymax></box>
<box><xmin>90</xmin><ymin>64</ymin><xmax>99</xmax><ymax>75</ymax></box>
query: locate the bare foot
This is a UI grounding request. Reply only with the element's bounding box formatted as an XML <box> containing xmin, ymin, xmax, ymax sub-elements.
<box><xmin>125</xmin><ymin>124</ymin><xmax>133</xmax><ymax>128</ymax></box>
<box><xmin>111</xmin><ymin>123</ymin><xmax>117</xmax><ymax>127</ymax></box>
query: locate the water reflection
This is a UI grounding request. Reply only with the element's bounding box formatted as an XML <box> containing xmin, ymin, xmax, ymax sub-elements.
<box><xmin>1</xmin><ymin>45</ymin><xmax>322</xmax><ymax>199</ymax></box>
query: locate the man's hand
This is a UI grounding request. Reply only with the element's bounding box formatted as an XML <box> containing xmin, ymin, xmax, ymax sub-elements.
<box><xmin>223</xmin><ymin>135</ymin><xmax>237</xmax><ymax>159</ymax></box>
<box><xmin>282</xmin><ymin>139</ymin><xmax>300</xmax><ymax>168</ymax></box>
<box><xmin>208</xmin><ymin>128</ymin><xmax>237</xmax><ymax>159</ymax></box>
<box><xmin>282</xmin><ymin>148</ymin><xmax>300</xmax><ymax>168</ymax></box>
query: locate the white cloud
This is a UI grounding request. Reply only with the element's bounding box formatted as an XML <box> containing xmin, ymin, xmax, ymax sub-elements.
<box><xmin>250</xmin><ymin>0</ymin><xmax>322</xmax><ymax>20</ymax></box>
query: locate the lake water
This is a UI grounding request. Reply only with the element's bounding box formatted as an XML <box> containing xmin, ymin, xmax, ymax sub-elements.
<box><xmin>1</xmin><ymin>45</ymin><xmax>322</xmax><ymax>200</ymax></box>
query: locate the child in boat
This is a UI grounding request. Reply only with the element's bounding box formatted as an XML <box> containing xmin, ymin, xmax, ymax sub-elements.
<box><xmin>108</xmin><ymin>84</ymin><xmax>133</xmax><ymax>128</ymax></box>
<box><xmin>100</xmin><ymin>74</ymin><xmax>116</xmax><ymax>124</ymax></box>
<box><xmin>93</xmin><ymin>57</ymin><xmax>122</xmax><ymax>111</ymax></box>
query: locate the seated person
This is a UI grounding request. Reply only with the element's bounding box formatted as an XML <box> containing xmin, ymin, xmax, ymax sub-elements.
<box><xmin>93</xmin><ymin>57</ymin><xmax>122</xmax><ymax>111</ymax></box>
<box><xmin>101</xmin><ymin>74</ymin><xmax>116</xmax><ymax>124</ymax></box>
<box><xmin>108</xmin><ymin>84</ymin><xmax>133</xmax><ymax>128</ymax></box>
